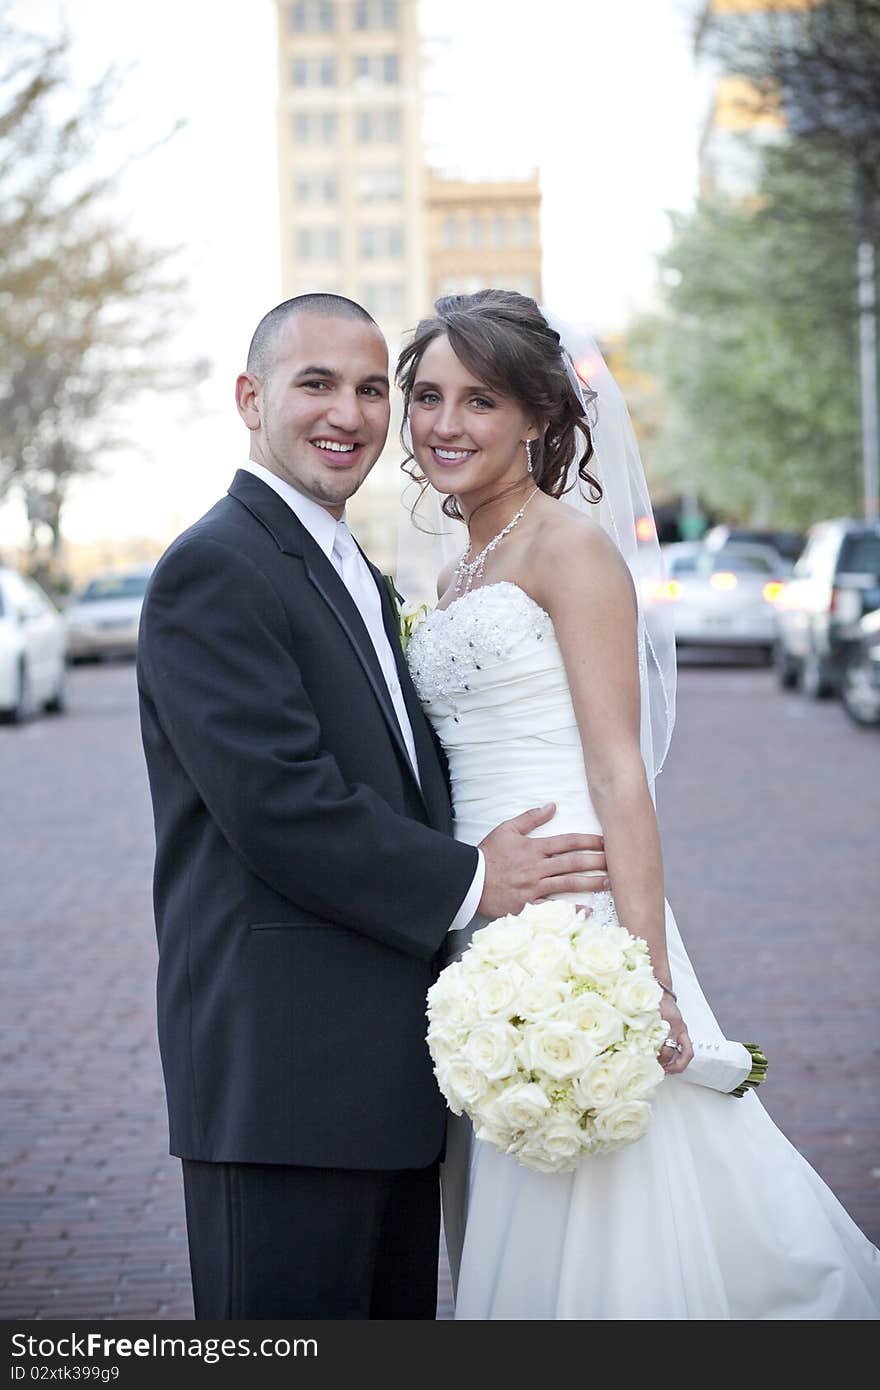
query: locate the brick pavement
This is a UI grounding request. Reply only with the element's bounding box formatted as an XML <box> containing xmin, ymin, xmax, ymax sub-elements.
<box><xmin>0</xmin><ymin>656</ymin><xmax>877</xmax><ymax>1320</ymax></box>
<box><xmin>659</xmin><ymin>655</ymin><xmax>880</xmax><ymax>1238</ymax></box>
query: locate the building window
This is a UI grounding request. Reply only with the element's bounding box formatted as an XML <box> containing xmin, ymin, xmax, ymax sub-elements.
<box><xmin>353</xmin><ymin>0</ymin><xmax>399</xmax><ymax>30</ymax></box>
<box><xmin>359</xmin><ymin>281</ymin><xmax>406</xmax><ymax>319</ymax></box>
<box><xmin>516</xmin><ymin>215</ymin><xmax>534</xmax><ymax>247</ymax></box>
<box><xmin>354</xmin><ymin>52</ymin><xmax>400</xmax><ymax>84</ymax></box>
<box><xmin>290</xmin><ymin>1</ymin><xmax>335</xmax><ymax>32</ymax></box>
<box><xmin>356</xmin><ymin>108</ymin><xmax>401</xmax><ymax>143</ymax></box>
<box><xmin>492</xmin><ymin>215</ymin><xmax>508</xmax><ymax>248</ymax></box>
<box><xmin>293</xmin><ymin>111</ymin><xmax>339</xmax><ymax>145</ymax></box>
<box><xmin>291</xmin><ymin>55</ymin><xmax>337</xmax><ymax>87</ymax></box>
<box><xmin>356</xmin><ymin>167</ymin><xmax>403</xmax><ymax>202</ymax></box>
<box><xmin>359</xmin><ymin>225</ymin><xmax>404</xmax><ymax>259</ymax></box>
<box><xmin>442</xmin><ymin>215</ymin><xmax>458</xmax><ymax>249</ymax></box>
<box><xmin>293</xmin><ymin>171</ymin><xmax>339</xmax><ymax>204</ymax></box>
<box><xmin>469</xmin><ymin>215</ymin><xmax>484</xmax><ymax>248</ymax></box>
<box><xmin>296</xmin><ymin>226</ymin><xmax>341</xmax><ymax>261</ymax></box>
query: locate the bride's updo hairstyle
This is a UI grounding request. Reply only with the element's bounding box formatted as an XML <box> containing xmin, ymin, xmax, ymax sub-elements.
<box><xmin>396</xmin><ymin>289</ymin><xmax>602</xmax><ymax>521</ymax></box>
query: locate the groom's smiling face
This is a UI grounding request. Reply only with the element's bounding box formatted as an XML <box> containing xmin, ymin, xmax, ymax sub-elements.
<box><xmin>240</xmin><ymin>311</ymin><xmax>391</xmax><ymax>518</ymax></box>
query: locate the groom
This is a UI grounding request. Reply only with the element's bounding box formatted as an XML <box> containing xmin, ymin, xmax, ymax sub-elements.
<box><xmin>137</xmin><ymin>293</ymin><xmax>608</xmax><ymax>1319</ymax></box>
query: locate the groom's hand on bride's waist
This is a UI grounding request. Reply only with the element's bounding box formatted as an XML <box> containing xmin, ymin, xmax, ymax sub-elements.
<box><xmin>477</xmin><ymin>803</ymin><xmax>608</xmax><ymax>919</ymax></box>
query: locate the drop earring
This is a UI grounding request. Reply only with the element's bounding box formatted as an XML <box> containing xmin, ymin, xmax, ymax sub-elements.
<box><xmin>525</xmin><ymin>439</ymin><xmax>533</xmax><ymax>474</ymax></box>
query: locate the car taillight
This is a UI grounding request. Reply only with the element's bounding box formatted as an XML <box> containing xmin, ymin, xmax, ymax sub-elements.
<box><xmin>710</xmin><ymin>571</ymin><xmax>738</xmax><ymax>591</ymax></box>
<box><xmin>649</xmin><ymin>580</ymin><xmax>682</xmax><ymax>602</ymax></box>
<box><xmin>762</xmin><ymin>581</ymin><xmax>785</xmax><ymax>604</ymax></box>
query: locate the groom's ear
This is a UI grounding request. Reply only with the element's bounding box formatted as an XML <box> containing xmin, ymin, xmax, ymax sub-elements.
<box><xmin>235</xmin><ymin>372</ymin><xmax>262</xmax><ymax>432</ymax></box>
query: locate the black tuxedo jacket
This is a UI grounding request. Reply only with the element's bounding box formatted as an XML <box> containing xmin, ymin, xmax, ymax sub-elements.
<box><xmin>137</xmin><ymin>470</ymin><xmax>478</xmax><ymax>1170</ymax></box>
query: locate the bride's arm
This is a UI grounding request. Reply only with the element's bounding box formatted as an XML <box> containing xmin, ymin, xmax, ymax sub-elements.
<box><xmin>534</xmin><ymin>516</ymin><xmax>692</xmax><ymax>1071</ymax></box>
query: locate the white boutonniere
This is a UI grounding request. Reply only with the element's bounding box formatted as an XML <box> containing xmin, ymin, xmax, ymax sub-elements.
<box><xmin>383</xmin><ymin>576</ymin><xmax>428</xmax><ymax>654</ymax></box>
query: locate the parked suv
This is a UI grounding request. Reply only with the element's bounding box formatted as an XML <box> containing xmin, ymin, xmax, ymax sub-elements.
<box><xmin>774</xmin><ymin>519</ymin><xmax>880</xmax><ymax>697</ymax></box>
<box><xmin>840</xmin><ymin>606</ymin><xmax>880</xmax><ymax>727</ymax></box>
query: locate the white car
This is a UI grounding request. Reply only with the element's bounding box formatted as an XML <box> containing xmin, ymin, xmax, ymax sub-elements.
<box><xmin>652</xmin><ymin>542</ymin><xmax>790</xmax><ymax>658</ymax></box>
<box><xmin>0</xmin><ymin>567</ymin><xmax>68</xmax><ymax>722</ymax></box>
<box><xmin>65</xmin><ymin>566</ymin><xmax>153</xmax><ymax>662</ymax></box>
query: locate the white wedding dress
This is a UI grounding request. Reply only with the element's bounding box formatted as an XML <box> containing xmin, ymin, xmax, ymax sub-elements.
<box><xmin>407</xmin><ymin>580</ymin><xmax>880</xmax><ymax>1320</ymax></box>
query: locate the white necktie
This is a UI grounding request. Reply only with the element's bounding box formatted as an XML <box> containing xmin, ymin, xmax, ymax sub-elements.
<box><xmin>331</xmin><ymin>522</ymin><xmax>420</xmax><ymax>784</ymax></box>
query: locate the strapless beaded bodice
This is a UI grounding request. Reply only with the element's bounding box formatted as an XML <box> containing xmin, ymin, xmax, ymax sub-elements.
<box><xmin>406</xmin><ymin>582</ymin><xmax>602</xmax><ymax>846</ymax></box>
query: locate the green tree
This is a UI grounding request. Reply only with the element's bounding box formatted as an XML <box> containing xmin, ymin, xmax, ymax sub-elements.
<box><xmin>0</xmin><ymin>13</ymin><xmax>195</xmax><ymax>576</ymax></box>
<box><xmin>637</xmin><ymin>141</ymin><xmax>864</xmax><ymax>528</ymax></box>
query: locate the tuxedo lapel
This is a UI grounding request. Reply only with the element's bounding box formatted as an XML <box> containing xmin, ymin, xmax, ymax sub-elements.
<box><xmin>228</xmin><ymin>471</ymin><xmax>428</xmax><ymax>812</ymax></box>
<box><xmin>369</xmin><ymin>557</ymin><xmax>451</xmax><ymax>830</ymax></box>
<box><xmin>303</xmin><ymin>553</ymin><xmax>427</xmax><ymax>799</ymax></box>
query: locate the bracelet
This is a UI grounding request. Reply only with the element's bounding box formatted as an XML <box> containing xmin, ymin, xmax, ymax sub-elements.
<box><xmin>656</xmin><ymin>979</ymin><xmax>677</xmax><ymax>1002</ymax></box>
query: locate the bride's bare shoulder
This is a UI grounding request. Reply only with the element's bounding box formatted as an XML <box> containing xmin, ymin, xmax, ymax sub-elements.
<box><xmin>529</xmin><ymin>499</ymin><xmax>634</xmax><ymax>612</ymax></box>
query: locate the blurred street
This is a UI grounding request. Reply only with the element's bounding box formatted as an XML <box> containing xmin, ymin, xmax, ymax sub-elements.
<box><xmin>1</xmin><ymin>656</ymin><xmax>878</xmax><ymax>1320</ymax></box>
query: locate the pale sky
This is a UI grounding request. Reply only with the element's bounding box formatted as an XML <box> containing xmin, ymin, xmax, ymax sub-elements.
<box><xmin>2</xmin><ymin>0</ymin><xmax>707</xmax><ymax>548</ymax></box>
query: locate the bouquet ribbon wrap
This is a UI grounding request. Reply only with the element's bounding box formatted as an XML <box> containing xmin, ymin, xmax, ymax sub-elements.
<box><xmin>676</xmin><ymin>1039</ymin><xmax>768</xmax><ymax>1097</ymax></box>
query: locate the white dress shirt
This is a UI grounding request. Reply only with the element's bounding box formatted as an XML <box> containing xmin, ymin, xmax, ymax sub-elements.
<box><xmin>239</xmin><ymin>461</ymin><xmax>484</xmax><ymax>931</ymax></box>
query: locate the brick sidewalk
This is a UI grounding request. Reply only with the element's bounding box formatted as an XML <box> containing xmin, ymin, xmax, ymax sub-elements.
<box><xmin>1</xmin><ymin>660</ymin><xmax>877</xmax><ymax>1319</ymax></box>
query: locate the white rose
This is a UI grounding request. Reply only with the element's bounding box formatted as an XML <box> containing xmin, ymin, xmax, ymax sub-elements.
<box><xmin>469</xmin><ymin>915</ymin><xmax>533</xmax><ymax>964</ymax></box>
<box><xmin>613</xmin><ymin>970</ymin><xmax>663</xmax><ymax>1017</ymax></box>
<box><xmin>612</xmin><ymin>1051</ymin><xmax>665</xmax><ymax>1101</ymax></box>
<box><xmin>468</xmin><ymin>1087</ymin><xmax>517</xmax><ymax>1147</ymax></box>
<box><xmin>492</xmin><ymin>1081</ymin><xmax>552</xmax><ymax>1132</ymax></box>
<box><xmin>426</xmin><ymin>1020</ymin><xmax>467</xmax><ymax>1066</ymax></box>
<box><xmin>571</xmin><ymin>929</ymin><xmax>627</xmax><ymax>982</ymax></box>
<box><xmin>435</xmin><ymin>1057</ymin><xmax>488</xmax><ymax>1115</ymax></box>
<box><xmin>572</xmin><ymin>1050</ymin><xmax>630</xmax><ymax>1110</ymax></box>
<box><xmin>522</xmin><ymin>933</ymin><xmax>573</xmax><ymax>978</ymax></box>
<box><xmin>427</xmin><ymin>961</ymin><xmax>465</xmax><ymax>1010</ymax></box>
<box><xmin>565</xmin><ymin>992</ymin><xmax>625</xmax><ymax>1050</ymax></box>
<box><xmin>462</xmin><ymin>1022</ymin><xmax>521</xmax><ymax>1081</ymax></box>
<box><xmin>592</xmin><ymin>1099</ymin><xmax>652</xmax><ymax>1147</ymax></box>
<box><xmin>475</xmin><ymin>963</ymin><xmax>529</xmax><ymax>1019</ymax></box>
<box><xmin>623</xmin><ymin>1007</ymin><xmax>665</xmax><ymax>1035</ymax></box>
<box><xmin>517</xmin><ymin>976</ymin><xmax>570</xmax><ymax>1022</ymax></box>
<box><xmin>473</xmin><ymin>1119</ymin><xmax>517</xmax><ymax>1151</ymax></box>
<box><xmin>626</xmin><ymin>1017</ymin><xmax>670</xmax><ymax>1055</ymax></box>
<box><xmin>524</xmin><ymin>900</ymin><xmax>583</xmax><ymax>936</ymax></box>
<box><xmin>517</xmin><ymin>1114</ymin><xmax>584</xmax><ymax>1172</ymax></box>
<box><xmin>517</xmin><ymin>1021</ymin><xmax>593</xmax><ymax>1080</ymax></box>
<box><xmin>427</xmin><ymin>966</ymin><xmax>480</xmax><ymax>1028</ymax></box>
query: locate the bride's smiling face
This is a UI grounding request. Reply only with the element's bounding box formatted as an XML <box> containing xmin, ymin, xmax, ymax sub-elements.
<box><xmin>408</xmin><ymin>334</ymin><xmax>537</xmax><ymax>500</ymax></box>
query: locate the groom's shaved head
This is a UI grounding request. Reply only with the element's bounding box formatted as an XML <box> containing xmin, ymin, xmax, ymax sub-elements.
<box><xmin>247</xmin><ymin>294</ymin><xmax>380</xmax><ymax>381</ymax></box>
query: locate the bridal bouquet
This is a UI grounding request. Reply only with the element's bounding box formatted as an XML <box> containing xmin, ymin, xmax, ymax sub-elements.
<box><xmin>426</xmin><ymin>897</ymin><xmax>670</xmax><ymax>1173</ymax></box>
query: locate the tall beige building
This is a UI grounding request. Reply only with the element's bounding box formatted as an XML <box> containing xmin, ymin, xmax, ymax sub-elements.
<box><xmin>695</xmin><ymin>0</ymin><xmax>817</xmax><ymax>198</ymax></box>
<box><xmin>274</xmin><ymin>2</ymin><xmax>544</xmax><ymax>566</ymax></box>
<box><xmin>425</xmin><ymin>170</ymin><xmax>542</xmax><ymax>305</ymax></box>
<box><xmin>275</xmin><ymin>0</ymin><xmax>428</xmax><ymax>564</ymax></box>
<box><xmin>276</xmin><ymin>0</ymin><xmax>426</xmax><ymax>336</ymax></box>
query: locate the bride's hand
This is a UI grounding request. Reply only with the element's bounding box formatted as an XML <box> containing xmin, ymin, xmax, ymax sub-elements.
<box><xmin>658</xmin><ymin>994</ymin><xmax>693</xmax><ymax>1075</ymax></box>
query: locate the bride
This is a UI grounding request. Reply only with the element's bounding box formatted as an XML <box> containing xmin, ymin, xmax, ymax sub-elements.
<box><xmin>397</xmin><ymin>289</ymin><xmax>880</xmax><ymax>1320</ymax></box>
